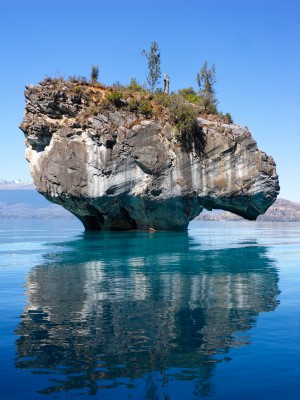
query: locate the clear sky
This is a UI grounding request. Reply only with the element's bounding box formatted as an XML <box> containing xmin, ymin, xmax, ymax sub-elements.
<box><xmin>0</xmin><ymin>0</ymin><xmax>299</xmax><ymax>200</ymax></box>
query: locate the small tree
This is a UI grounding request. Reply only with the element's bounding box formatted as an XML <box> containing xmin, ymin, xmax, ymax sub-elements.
<box><xmin>196</xmin><ymin>61</ymin><xmax>218</xmax><ymax>113</ymax></box>
<box><xmin>91</xmin><ymin>65</ymin><xmax>99</xmax><ymax>83</ymax></box>
<box><xmin>224</xmin><ymin>112</ymin><xmax>233</xmax><ymax>124</ymax></box>
<box><xmin>142</xmin><ymin>41</ymin><xmax>161</xmax><ymax>92</ymax></box>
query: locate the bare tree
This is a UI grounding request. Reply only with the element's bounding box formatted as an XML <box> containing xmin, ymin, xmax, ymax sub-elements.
<box><xmin>164</xmin><ymin>73</ymin><xmax>170</xmax><ymax>94</ymax></box>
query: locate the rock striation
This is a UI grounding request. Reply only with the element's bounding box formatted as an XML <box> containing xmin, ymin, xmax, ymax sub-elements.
<box><xmin>20</xmin><ymin>79</ymin><xmax>280</xmax><ymax>230</ymax></box>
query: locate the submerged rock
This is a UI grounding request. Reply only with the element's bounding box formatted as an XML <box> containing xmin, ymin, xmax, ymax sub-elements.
<box><xmin>20</xmin><ymin>79</ymin><xmax>279</xmax><ymax>230</ymax></box>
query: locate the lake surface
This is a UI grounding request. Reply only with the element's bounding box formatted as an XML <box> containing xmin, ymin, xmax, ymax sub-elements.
<box><xmin>0</xmin><ymin>219</ymin><xmax>299</xmax><ymax>399</ymax></box>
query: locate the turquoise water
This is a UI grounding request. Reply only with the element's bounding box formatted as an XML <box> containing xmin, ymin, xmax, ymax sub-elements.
<box><xmin>0</xmin><ymin>219</ymin><xmax>299</xmax><ymax>399</ymax></box>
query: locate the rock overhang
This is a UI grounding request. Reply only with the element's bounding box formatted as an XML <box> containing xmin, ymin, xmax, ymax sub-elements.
<box><xmin>20</xmin><ymin>79</ymin><xmax>280</xmax><ymax>230</ymax></box>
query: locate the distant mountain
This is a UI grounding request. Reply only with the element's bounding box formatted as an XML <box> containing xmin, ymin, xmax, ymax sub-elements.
<box><xmin>0</xmin><ymin>188</ymin><xmax>74</xmax><ymax>219</ymax></box>
<box><xmin>196</xmin><ymin>198</ymin><xmax>300</xmax><ymax>222</ymax></box>
<box><xmin>0</xmin><ymin>178</ymin><xmax>34</xmax><ymax>190</ymax></box>
<box><xmin>0</xmin><ymin>181</ymin><xmax>299</xmax><ymax>222</ymax></box>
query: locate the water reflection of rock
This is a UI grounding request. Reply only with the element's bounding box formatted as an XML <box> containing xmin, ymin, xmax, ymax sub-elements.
<box><xmin>15</xmin><ymin>232</ymin><xmax>280</xmax><ymax>397</ymax></box>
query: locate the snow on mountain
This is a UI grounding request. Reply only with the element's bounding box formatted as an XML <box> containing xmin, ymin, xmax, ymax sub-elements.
<box><xmin>0</xmin><ymin>178</ymin><xmax>34</xmax><ymax>190</ymax></box>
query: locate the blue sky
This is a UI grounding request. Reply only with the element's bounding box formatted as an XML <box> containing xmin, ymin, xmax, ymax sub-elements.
<box><xmin>0</xmin><ymin>0</ymin><xmax>299</xmax><ymax>200</ymax></box>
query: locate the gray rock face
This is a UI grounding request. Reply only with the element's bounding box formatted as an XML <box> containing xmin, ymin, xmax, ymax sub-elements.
<box><xmin>20</xmin><ymin>80</ymin><xmax>279</xmax><ymax>230</ymax></box>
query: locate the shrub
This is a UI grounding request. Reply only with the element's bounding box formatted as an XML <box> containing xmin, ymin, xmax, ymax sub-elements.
<box><xmin>91</xmin><ymin>65</ymin><xmax>99</xmax><ymax>82</ymax></box>
<box><xmin>154</xmin><ymin>91</ymin><xmax>169</xmax><ymax>107</ymax></box>
<box><xmin>106</xmin><ymin>92</ymin><xmax>126</xmax><ymax>108</ymax></box>
<box><xmin>111</xmin><ymin>81</ymin><xmax>126</xmax><ymax>91</ymax></box>
<box><xmin>167</xmin><ymin>94</ymin><xmax>205</xmax><ymax>155</ymax></box>
<box><xmin>168</xmin><ymin>94</ymin><xmax>197</xmax><ymax>123</ymax></box>
<box><xmin>178</xmin><ymin>87</ymin><xmax>195</xmax><ymax>97</ymax></box>
<box><xmin>198</xmin><ymin>92</ymin><xmax>218</xmax><ymax>114</ymax></box>
<box><xmin>184</xmin><ymin>94</ymin><xmax>201</xmax><ymax>105</ymax></box>
<box><xmin>127</xmin><ymin>78</ymin><xmax>146</xmax><ymax>93</ymax></box>
<box><xmin>138</xmin><ymin>98</ymin><xmax>153</xmax><ymax>118</ymax></box>
<box><xmin>128</xmin><ymin>98</ymin><xmax>139</xmax><ymax>112</ymax></box>
<box><xmin>224</xmin><ymin>112</ymin><xmax>233</xmax><ymax>124</ymax></box>
<box><xmin>69</xmin><ymin>75</ymin><xmax>88</xmax><ymax>84</ymax></box>
<box><xmin>176</xmin><ymin>117</ymin><xmax>206</xmax><ymax>155</ymax></box>
<box><xmin>43</xmin><ymin>76</ymin><xmax>64</xmax><ymax>86</ymax></box>
<box><xmin>177</xmin><ymin>88</ymin><xmax>201</xmax><ymax>105</ymax></box>
<box><xmin>74</xmin><ymin>85</ymin><xmax>83</xmax><ymax>94</ymax></box>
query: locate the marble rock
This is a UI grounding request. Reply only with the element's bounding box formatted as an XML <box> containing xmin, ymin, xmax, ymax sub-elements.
<box><xmin>20</xmin><ymin>80</ymin><xmax>280</xmax><ymax>230</ymax></box>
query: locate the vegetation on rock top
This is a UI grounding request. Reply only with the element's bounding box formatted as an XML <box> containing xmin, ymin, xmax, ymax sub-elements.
<box><xmin>24</xmin><ymin>42</ymin><xmax>235</xmax><ymax>155</ymax></box>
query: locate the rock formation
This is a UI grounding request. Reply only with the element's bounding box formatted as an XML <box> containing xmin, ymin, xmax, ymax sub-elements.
<box><xmin>20</xmin><ymin>78</ymin><xmax>279</xmax><ymax>230</ymax></box>
<box><xmin>196</xmin><ymin>198</ymin><xmax>300</xmax><ymax>222</ymax></box>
